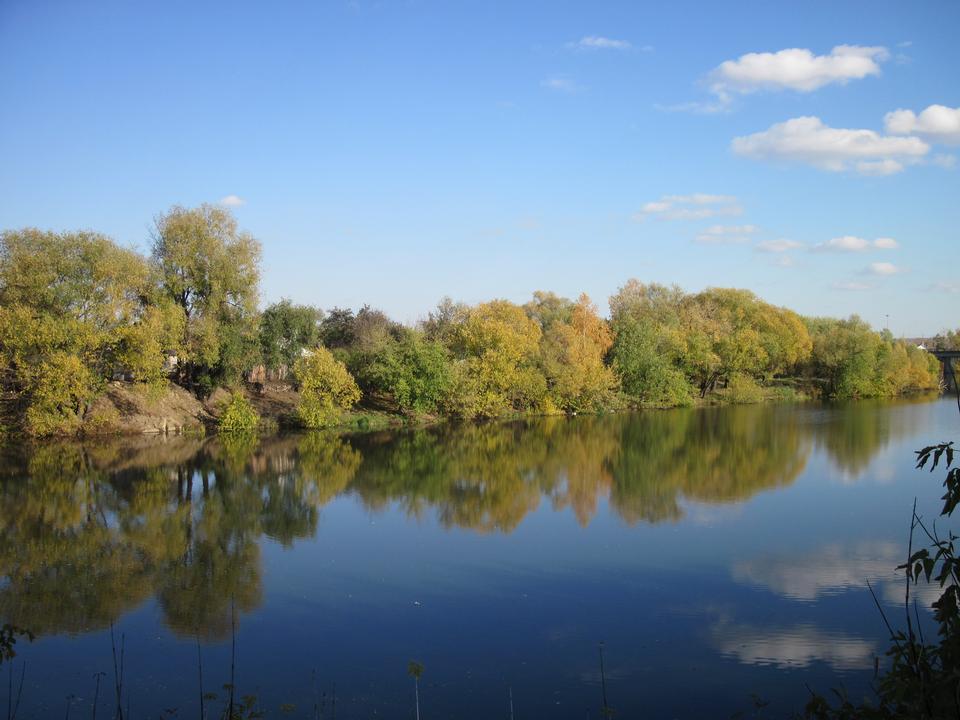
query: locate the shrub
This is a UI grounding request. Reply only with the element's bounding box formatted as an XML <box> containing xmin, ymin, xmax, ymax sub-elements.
<box><xmin>82</xmin><ymin>402</ymin><xmax>121</xmax><ymax>434</ymax></box>
<box><xmin>293</xmin><ymin>347</ymin><xmax>361</xmax><ymax>428</ymax></box>
<box><xmin>218</xmin><ymin>392</ymin><xmax>260</xmax><ymax>432</ymax></box>
<box><xmin>725</xmin><ymin>373</ymin><xmax>763</xmax><ymax>404</ymax></box>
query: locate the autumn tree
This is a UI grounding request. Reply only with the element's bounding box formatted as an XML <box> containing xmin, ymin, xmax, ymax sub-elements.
<box><xmin>0</xmin><ymin>229</ymin><xmax>161</xmax><ymax>434</ymax></box>
<box><xmin>932</xmin><ymin>329</ymin><xmax>960</xmax><ymax>351</ymax></box>
<box><xmin>447</xmin><ymin>300</ymin><xmax>546</xmax><ymax>417</ymax></box>
<box><xmin>540</xmin><ymin>293</ymin><xmax>617</xmax><ymax>412</ymax></box>
<box><xmin>292</xmin><ymin>347</ymin><xmax>361</xmax><ymax>428</ymax></box>
<box><xmin>806</xmin><ymin>317</ymin><xmax>940</xmax><ymax>399</ymax></box>
<box><xmin>680</xmin><ymin>289</ymin><xmax>774</xmax><ymax>396</ymax></box>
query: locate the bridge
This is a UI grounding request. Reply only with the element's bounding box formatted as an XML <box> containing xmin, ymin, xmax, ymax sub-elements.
<box><xmin>931</xmin><ymin>349</ymin><xmax>960</xmax><ymax>392</ymax></box>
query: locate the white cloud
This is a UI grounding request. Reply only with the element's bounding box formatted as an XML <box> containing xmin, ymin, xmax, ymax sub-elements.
<box><xmin>866</xmin><ymin>261</ymin><xmax>902</xmax><ymax>276</ymax></box>
<box><xmin>219</xmin><ymin>194</ymin><xmax>245</xmax><ymax>207</ymax></box>
<box><xmin>654</xmin><ymin>100</ymin><xmax>729</xmax><ymax>115</ymax></box>
<box><xmin>640</xmin><ymin>201</ymin><xmax>670</xmax><ymax>213</ymax></box>
<box><xmin>773</xmin><ymin>255</ymin><xmax>796</xmax><ymax>267</ymax></box>
<box><xmin>732</xmin><ymin>116</ymin><xmax>929</xmax><ymax>174</ymax></box>
<box><xmin>541</xmin><ymin>76</ymin><xmax>579</xmax><ymax>93</ymax></box>
<box><xmin>568</xmin><ymin>36</ymin><xmax>631</xmax><ymax>51</ymax></box>
<box><xmin>857</xmin><ymin>159</ymin><xmax>904</xmax><ymax>176</ymax></box>
<box><xmin>885</xmin><ymin>105</ymin><xmax>960</xmax><ymax>145</ymax></box>
<box><xmin>709</xmin><ymin>45</ymin><xmax>889</xmax><ymax>100</ymax></box>
<box><xmin>665</xmin><ymin>193</ymin><xmax>737</xmax><ymax>204</ymax></box>
<box><xmin>695</xmin><ymin>224</ymin><xmax>759</xmax><ymax>244</ymax></box>
<box><xmin>814</xmin><ymin>236</ymin><xmax>899</xmax><ymax>252</ymax></box>
<box><xmin>756</xmin><ymin>238</ymin><xmax>803</xmax><ymax>253</ymax></box>
<box><xmin>816</xmin><ymin>235</ymin><xmax>868</xmax><ymax>251</ymax></box>
<box><xmin>832</xmin><ymin>281</ymin><xmax>872</xmax><ymax>291</ymax></box>
<box><xmin>933</xmin><ymin>154</ymin><xmax>957</xmax><ymax>169</ymax></box>
<box><xmin>931</xmin><ymin>281</ymin><xmax>960</xmax><ymax>294</ymax></box>
<box><xmin>635</xmin><ymin>194</ymin><xmax>742</xmax><ymax>221</ymax></box>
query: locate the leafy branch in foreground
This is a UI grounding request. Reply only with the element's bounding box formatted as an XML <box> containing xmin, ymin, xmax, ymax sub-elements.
<box><xmin>0</xmin><ymin>624</ymin><xmax>32</xmax><ymax>666</ymax></box>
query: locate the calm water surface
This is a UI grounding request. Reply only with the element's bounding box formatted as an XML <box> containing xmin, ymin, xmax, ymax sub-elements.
<box><xmin>1</xmin><ymin>396</ymin><xmax>957</xmax><ymax>719</ymax></box>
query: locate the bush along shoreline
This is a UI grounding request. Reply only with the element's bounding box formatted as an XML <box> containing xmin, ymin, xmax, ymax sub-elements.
<box><xmin>0</xmin><ymin>205</ymin><xmax>949</xmax><ymax>438</ymax></box>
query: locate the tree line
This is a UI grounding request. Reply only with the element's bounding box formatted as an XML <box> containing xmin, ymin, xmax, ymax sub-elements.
<box><xmin>0</xmin><ymin>204</ymin><xmax>945</xmax><ymax>436</ymax></box>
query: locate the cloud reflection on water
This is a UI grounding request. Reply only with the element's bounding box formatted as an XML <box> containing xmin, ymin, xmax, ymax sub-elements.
<box><xmin>732</xmin><ymin>541</ymin><xmax>945</xmax><ymax>609</ymax></box>
<box><xmin>713</xmin><ymin>620</ymin><xmax>878</xmax><ymax>671</ymax></box>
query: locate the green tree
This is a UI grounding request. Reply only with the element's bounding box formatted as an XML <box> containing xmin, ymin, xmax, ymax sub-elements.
<box><xmin>806</xmin><ymin>316</ymin><xmax>885</xmax><ymax>398</ymax></box>
<box><xmin>421</xmin><ymin>296</ymin><xmax>468</xmax><ymax>347</ymax></box>
<box><xmin>679</xmin><ymin>288</ymin><xmax>809</xmax><ymax>397</ymax></box>
<box><xmin>258</xmin><ymin>300</ymin><xmax>323</xmax><ymax>374</ymax></box>
<box><xmin>930</xmin><ymin>328</ymin><xmax>960</xmax><ymax>351</ymax></box>
<box><xmin>356</xmin><ymin>331</ymin><xmax>453</xmax><ymax>414</ymax></box>
<box><xmin>151</xmin><ymin>205</ymin><xmax>261</xmax><ymax>393</ymax></box>
<box><xmin>608</xmin><ymin>281</ymin><xmax>691</xmax><ymax>407</ymax></box>
<box><xmin>319</xmin><ymin>307</ymin><xmax>356</xmax><ymax>349</ymax></box>
<box><xmin>351</xmin><ymin>305</ymin><xmax>403</xmax><ymax>352</ymax></box>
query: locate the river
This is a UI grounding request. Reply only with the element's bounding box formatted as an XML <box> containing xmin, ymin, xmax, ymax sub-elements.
<box><xmin>0</xmin><ymin>395</ymin><xmax>956</xmax><ymax>718</ymax></box>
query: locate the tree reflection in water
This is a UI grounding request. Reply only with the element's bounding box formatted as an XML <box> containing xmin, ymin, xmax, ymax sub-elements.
<box><xmin>0</xmin><ymin>400</ymin><xmax>924</xmax><ymax>640</ymax></box>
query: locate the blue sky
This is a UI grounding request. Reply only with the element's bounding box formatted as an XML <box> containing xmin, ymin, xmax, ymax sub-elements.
<box><xmin>1</xmin><ymin>0</ymin><xmax>957</xmax><ymax>334</ymax></box>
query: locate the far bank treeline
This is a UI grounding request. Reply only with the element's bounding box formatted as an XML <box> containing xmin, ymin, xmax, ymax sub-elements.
<box><xmin>0</xmin><ymin>205</ymin><xmax>945</xmax><ymax>436</ymax></box>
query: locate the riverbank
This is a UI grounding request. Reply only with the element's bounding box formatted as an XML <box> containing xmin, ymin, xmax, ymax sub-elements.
<box><xmin>5</xmin><ymin>374</ymin><xmax>941</xmax><ymax>440</ymax></box>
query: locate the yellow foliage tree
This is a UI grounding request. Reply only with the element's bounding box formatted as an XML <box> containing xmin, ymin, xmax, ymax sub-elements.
<box><xmin>0</xmin><ymin>229</ymin><xmax>162</xmax><ymax>434</ymax></box>
<box><xmin>451</xmin><ymin>300</ymin><xmax>545</xmax><ymax>417</ymax></box>
<box><xmin>293</xmin><ymin>347</ymin><xmax>361</xmax><ymax>428</ymax></box>
<box><xmin>543</xmin><ymin>293</ymin><xmax>618</xmax><ymax>412</ymax></box>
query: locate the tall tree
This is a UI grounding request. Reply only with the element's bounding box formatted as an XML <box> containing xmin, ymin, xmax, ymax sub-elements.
<box><xmin>151</xmin><ymin>205</ymin><xmax>261</xmax><ymax>393</ymax></box>
<box><xmin>541</xmin><ymin>293</ymin><xmax>618</xmax><ymax>412</ymax></box>
<box><xmin>450</xmin><ymin>299</ymin><xmax>546</xmax><ymax>417</ymax></box>
<box><xmin>0</xmin><ymin>229</ymin><xmax>158</xmax><ymax>434</ymax></box>
<box><xmin>608</xmin><ymin>281</ymin><xmax>691</xmax><ymax>407</ymax></box>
